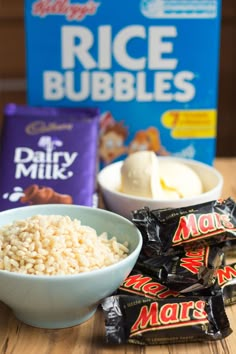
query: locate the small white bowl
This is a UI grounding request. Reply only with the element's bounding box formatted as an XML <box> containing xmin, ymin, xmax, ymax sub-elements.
<box><xmin>0</xmin><ymin>204</ymin><xmax>142</xmax><ymax>329</ymax></box>
<box><xmin>98</xmin><ymin>156</ymin><xmax>224</xmax><ymax>219</ymax></box>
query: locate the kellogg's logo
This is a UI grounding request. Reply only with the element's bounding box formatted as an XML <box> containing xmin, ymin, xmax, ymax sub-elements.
<box><xmin>32</xmin><ymin>0</ymin><xmax>100</xmax><ymax>21</ymax></box>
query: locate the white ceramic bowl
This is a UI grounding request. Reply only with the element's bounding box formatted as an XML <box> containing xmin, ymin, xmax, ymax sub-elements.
<box><xmin>98</xmin><ymin>156</ymin><xmax>224</xmax><ymax>219</ymax></box>
<box><xmin>0</xmin><ymin>204</ymin><xmax>142</xmax><ymax>329</ymax></box>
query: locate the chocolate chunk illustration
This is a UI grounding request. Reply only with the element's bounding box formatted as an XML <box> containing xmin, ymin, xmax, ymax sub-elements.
<box><xmin>20</xmin><ymin>184</ymin><xmax>73</xmax><ymax>205</ymax></box>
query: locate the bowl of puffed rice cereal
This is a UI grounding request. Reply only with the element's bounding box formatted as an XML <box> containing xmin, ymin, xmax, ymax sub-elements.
<box><xmin>0</xmin><ymin>204</ymin><xmax>142</xmax><ymax>329</ymax></box>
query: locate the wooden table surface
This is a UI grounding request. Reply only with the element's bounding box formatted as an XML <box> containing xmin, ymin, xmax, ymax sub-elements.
<box><xmin>0</xmin><ymin>157</ymin><xmax>236</xmax><ymax>354</ymax></box>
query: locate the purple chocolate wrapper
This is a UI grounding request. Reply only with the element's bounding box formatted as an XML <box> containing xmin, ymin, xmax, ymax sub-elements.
<box><xmin>0</xmin><ymin>104</ymin><xmax>100</xmax><ymax>210</ymax></box>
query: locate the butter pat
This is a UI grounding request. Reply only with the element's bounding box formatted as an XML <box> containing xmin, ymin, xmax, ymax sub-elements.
<box><xmin>159</xmin><ymin>160</ymin><xmax>203</xmax><ymax>199</ymax></box>
<box><xmin>120</xmin><ymin>151</ymin><xmax>162</xmax><ymax>198</ymax></box>
<box><xmin>120</xmin><ymin>151</ymin><xmax>203</xmax><ymax>200</ymax></box>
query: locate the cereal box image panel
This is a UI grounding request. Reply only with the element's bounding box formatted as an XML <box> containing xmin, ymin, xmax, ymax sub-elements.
<box><xmin>24</xmin><ymin>0</ymin><xmax>221</xmax><ymax>165</ymax></box>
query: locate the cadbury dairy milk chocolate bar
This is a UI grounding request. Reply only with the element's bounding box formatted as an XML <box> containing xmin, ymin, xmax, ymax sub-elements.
<box><xmin>0</xmin><ymin>104</ymin><xmax>100</xmax><ymax>211</ymax></box>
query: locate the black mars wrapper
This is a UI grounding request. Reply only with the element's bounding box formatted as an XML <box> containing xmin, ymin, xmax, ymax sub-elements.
<box><xmin>117</xmin><ymin>261</ymin><xmax>236</xmax><ymax>306</ymax></box>
<box><xmin>102</xmin><ymin>294</ymin><xmax>232</xmax><ymax>345</ymax></box>
<box><xmin>132</xmin><ymin>198</ymin><xmax>236</xmax><ymax>256</ymax></box>
<box><xmin>134</xmin><ymin>245</ymin><xmax>224</xmax><ymax>293</ymax></box>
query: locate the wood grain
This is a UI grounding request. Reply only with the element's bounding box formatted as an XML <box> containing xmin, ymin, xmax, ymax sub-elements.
<box><xmin>0</xmin><ymin>157</ymin><xmax>236</xmax><ymax>354</ymax></box>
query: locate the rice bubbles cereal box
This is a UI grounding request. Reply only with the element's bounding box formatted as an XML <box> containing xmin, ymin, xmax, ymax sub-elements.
<box><xmin>24</xmin><ymin>0</ymin><xmax>221</xmax><ymax>166</ymax></box>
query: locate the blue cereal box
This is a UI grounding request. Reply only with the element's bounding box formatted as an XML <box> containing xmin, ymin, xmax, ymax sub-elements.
<box><xmin>25</xmin><ymin>0</ymin><xmax>221</xmax><ymax>166</ymax></box>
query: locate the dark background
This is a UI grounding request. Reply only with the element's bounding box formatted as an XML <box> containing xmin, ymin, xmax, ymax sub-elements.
<box><xmin>0</xmin><ymin>0</ymin><xmax>235</xmax><ymax>156</ymax></box>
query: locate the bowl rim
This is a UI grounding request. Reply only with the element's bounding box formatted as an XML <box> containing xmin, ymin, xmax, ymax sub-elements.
<box><xmin>0</xmin><ymin>204</ymin><xmax>143</xmax><ymax>280</ymax></box>
<box><xmin>97</xmin><ymin>156</ymin><xmax>224</xmax><ymax>203</ymax></box>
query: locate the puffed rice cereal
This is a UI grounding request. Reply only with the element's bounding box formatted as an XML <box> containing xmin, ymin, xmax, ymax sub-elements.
<box><xmin>0</xmin><ymin>214</ymin><xmax>129</xmax><ymax>275</ymax></box>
